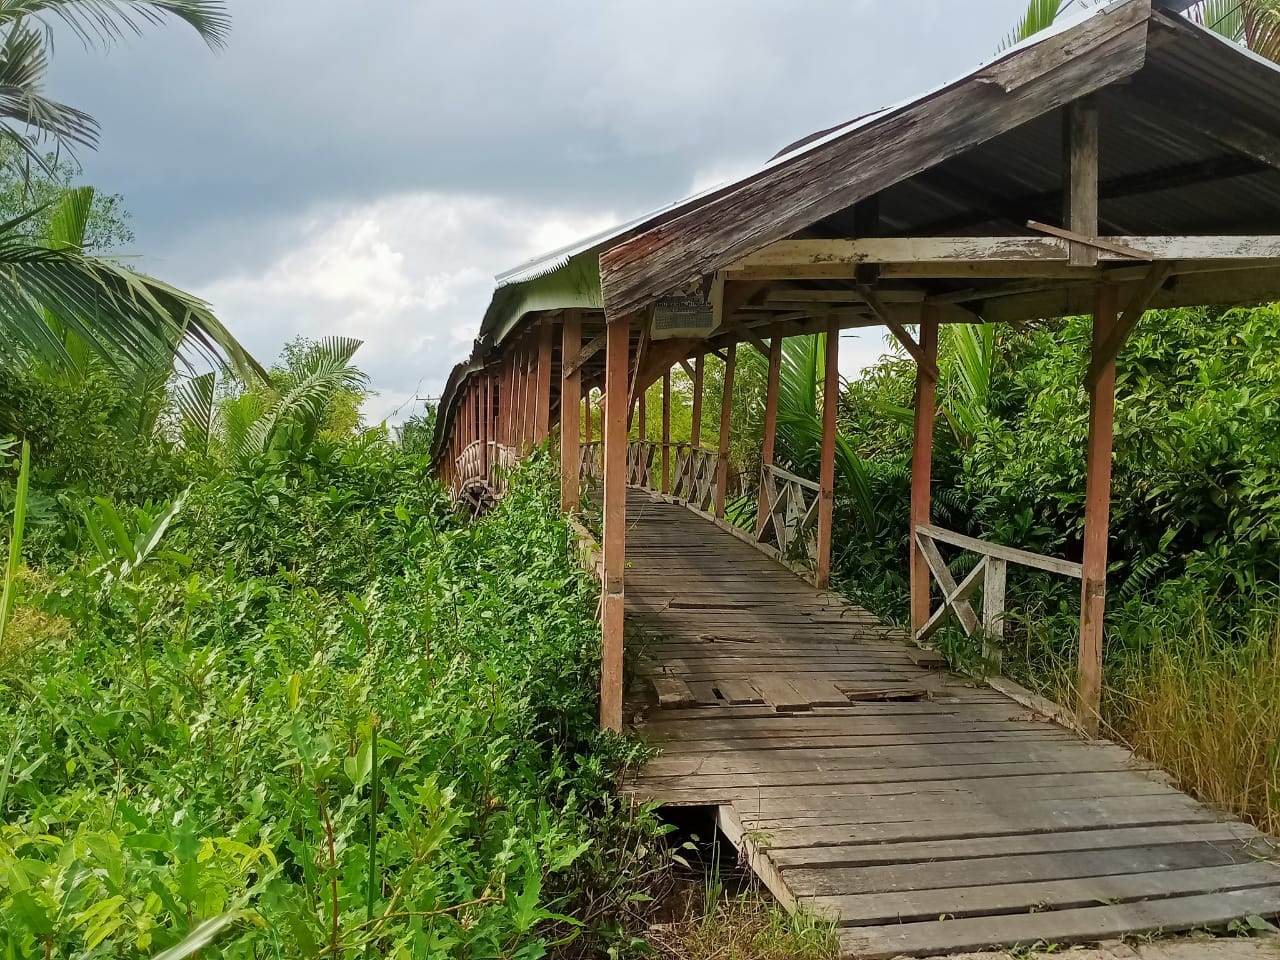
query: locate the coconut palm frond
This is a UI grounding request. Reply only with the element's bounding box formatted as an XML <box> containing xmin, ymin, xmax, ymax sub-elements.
<box><xmin>944</xmin><ymin>323</ymin><xmax>995</xmax><ymax>448</ymax></box>
<box><xmin>1001</xmin><ymin>0</ymin><xmax>1074</xmax><ymax>50</ymax></box>
<box><xmin>1188</xmin><ymin>0</ymin><xmax>1247</xmax><ymax>38</ymax></box>
<box><xmin>0</xmin><ymin>0</ymin><xmax>230</xmax><ymax>48</ymax></box>
<box><xmin>174</xmin><ymin>370</ymin><xmax>216</xmax><ymax>453</ymax></box>
<box><xmin>0</xmin><ymin>23</ymin><xmax>100</xmax><ymax>157</ymax></box>
<box><xmin>222</xmin><ymin>391</ymin><xmax>264</xmax><ymax>462</ymax></box>
<box><xmin>240</xmin><ymin>337</ymin><xmax>367</xmax><ymax>458</ymax></box>
<box><xmin>0</xmin><ymin>212</ymin><xmax>266</xmax><ymax>383</ymax></box>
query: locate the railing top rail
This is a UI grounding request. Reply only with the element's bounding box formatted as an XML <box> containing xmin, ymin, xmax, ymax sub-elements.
<box><xmin>765</xmin><ymin>462</ymin><xmax>821</xmax><ymax>493</ymax></box>
<box><xmin>916</xmin><ymin>523</ymin><xmax>1082</xmax><ymax>579</ymax></box>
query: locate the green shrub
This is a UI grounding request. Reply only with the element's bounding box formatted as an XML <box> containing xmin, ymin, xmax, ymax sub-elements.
<box><xmin>1</xmin><ymin>445</ymin><xmax>658</xmax><ymax>958</ymax></box>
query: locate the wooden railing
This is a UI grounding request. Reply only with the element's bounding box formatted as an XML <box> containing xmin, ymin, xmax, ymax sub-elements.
<box><xmin>452</xmin><ymin>439</ymin><xmax>487</xmax><ymax>497</ymax></box>
<box><xmin>755</xmin><ymin>463</ymin><xmax>820</xmax><ymax>564</ymax></box>
<box><xmin>626</xmin><ymin>440</ymin><xmax>657</xmax><ymax>488</ymax></box>
<box><xmin>914</xmin><ymin>523</ymin><xmax>1083</xmax><ymax>666</ymax></box>
<box><xmin>453</xmin><ymin>441</ymin><xmax>517</xmax><ymax>509</ymax></box>
<box><xmin>579</xmin><ymin>441</ymin><xmax>602</xmax><ymax>484</ymax></box>
<box><xmin>671</xmin><ymin>444</ymin><xmax>716</xmax><ymax>513</ymax></box>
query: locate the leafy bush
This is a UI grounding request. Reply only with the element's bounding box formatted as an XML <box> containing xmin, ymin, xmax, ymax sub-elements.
<box><xmin>1</xmin><ymin>443</ymin><xmax>658</xmax><ymax>958</ymax></box>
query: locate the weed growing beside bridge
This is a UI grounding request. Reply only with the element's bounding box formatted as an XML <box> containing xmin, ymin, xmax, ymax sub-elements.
<box><xmin>0</xmin><ymin>437</ymin><xmax>665</xmax><ymax>957</ymax></box>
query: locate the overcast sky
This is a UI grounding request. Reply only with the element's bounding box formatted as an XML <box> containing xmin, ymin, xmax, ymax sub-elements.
<box><xmin>53</xmin><ymin>0</ymin><xmax>1035</xmax><ymax>423</ymax></box>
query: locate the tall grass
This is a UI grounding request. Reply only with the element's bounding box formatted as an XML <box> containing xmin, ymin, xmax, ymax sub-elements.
<box><xmin>1018</xmin><ymin>587</ymin><xmax>1280</xmax><ymax>836</ymax></box>
<box><xmin>1106</xmin><ymin>592</ymin><xmax>1280</xmax><ymax>836</ymax></box>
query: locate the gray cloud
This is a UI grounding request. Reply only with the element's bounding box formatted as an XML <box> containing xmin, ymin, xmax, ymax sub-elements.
<box><xmin>44</xmin><ymin>0</ymin><xmax>1032</xmax><ymax>415</ymax></box>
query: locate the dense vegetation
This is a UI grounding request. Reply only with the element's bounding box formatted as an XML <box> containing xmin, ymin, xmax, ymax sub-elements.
<box><xmin>0</xmin><ymin>358</ymin><xmax>685</xmax><ymax>957</ymax></box>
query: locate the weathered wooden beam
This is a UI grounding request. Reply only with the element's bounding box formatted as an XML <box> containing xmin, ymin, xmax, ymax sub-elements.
<box><xmin>910</xmin><ymin>309</ymin><xmax>940</xmax><ymax>637</ymax></box>
<box><xmin>1078</xmin><ymin>284</ymin><xmax>1120</xmax><ymax>737</ymax></box>
<box><xmin>730</xmin><ymin>236</ymin><xmax>1280</xmax><ymax>272</ymax></box>
<box><xmin>1085</xmin><ymin>262</ymin><xmax>1175</xmax><ymax>388</ymax></box>
<box><xmin>978</xmin><ymin>262</ymin><xmax>1280</xmax><ymax>323</ymax></box>
<box><xmin>815</xmin><ymin>316</ymin><xmax>840</xmax><ymax>589</ymax></box>
<box><xmin>1063</xmin><ymin>97</ymin><xmax>1100</xmax><ymax>266</ymax></box>
<box><xmin>714</xmin><ymin>346</ymin><xmax>736</xmax><ymax>519</ymax></box>
<box><xmin>600</xmin><ymin>312</ymin><xmax>633</xmax><ymax>733</ymax></box>
<box><xmin>563</xmin><ymin>331</ymin><xmax>606</xmax><ymax>377</ymax></box>
<box><xmin>1027</xmin><ymin>221</ymin><xmax>1153</xmax><ymax>261</ymax></box>
<box><xmin>856</xmin><ymin>283</ymin><xmax>942</xmax><ymax>382</ymax></box>
<box><xmin>756</xmin><ymin>336</ymin><xmax>783</xmax><ymax>539</ymax></box>
<box><xmin>535</xmin><ymin>320</ymin><xmax>553</xmax><ymax>442</ymax></box>
<box><xmin>678</xmin><ymin>358</ymin><xmax>696</xmax><ymax>380</ymax></box>
<box><xmin>560</xmin><ymin>311</ymin><xmax>582</xmax><ymax>512</ymax></box>
<box><xmin>917</xmin><ymin>523</ymin><xmax>1082</xmax><ymax>578</ymax></box>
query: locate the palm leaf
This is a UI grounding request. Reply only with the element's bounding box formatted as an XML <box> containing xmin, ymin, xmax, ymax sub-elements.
<box><xmin>1001</xmin><ymin>0</ymin><xmax>1073</xmax><ymax>50</ymax></box>
<box><xmin>943</xmin><ymin>323</ymin><xmax>995</xmax><ymax>447</ymax></box>
<box><xmin>0</xmin><ymin>0</ymin><xmax>230</xmax><ymax>48</ymax></box>
<box><xmin>240</xmin><ymin>337</ymin><xmax>368</xmax><ymax>458</ymax></box>
<box><xmin>174</xmin><ymin>370</ymin><xmax>215</xmax><ymax>453</ymax></box>
<box><xmin>0</xmin><ymin>0</ymin><xmax>228</xmax><ymax>161</ymax></box>
<box><xmin>0</xmin><ymin>22</ymin><xmax>99</xmax><ymax>157</ymax></box>
<box><xmin>0</xmin><ymin>214</ymin><xmax>266</xmax><ymax>382</ymax></box>
<box><xmin>221</xmin><ymin>391</ymin><xmax>264</xmax><ymax>462</ymax></box>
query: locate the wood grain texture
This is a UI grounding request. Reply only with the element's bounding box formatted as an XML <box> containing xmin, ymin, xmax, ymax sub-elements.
<box><xmin>619</xmin><ymin>488</ymin><xmax>1280</xmax><ymax>955</ymax></box>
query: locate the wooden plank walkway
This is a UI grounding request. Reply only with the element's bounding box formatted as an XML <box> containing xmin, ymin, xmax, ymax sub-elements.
<box><xmin>621</xmin><ymin>489</ymin><xmax>1280</xmax><ymax>958</ymax></box>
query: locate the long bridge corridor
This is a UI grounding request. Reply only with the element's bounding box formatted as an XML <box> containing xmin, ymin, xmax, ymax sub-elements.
<box><xmin>430</xmin><ymin>5</ymin><xmax>1280</xmax><ymax>952</ymax></box>
<box><xmin>621</xmin><ymin>489</ymin><xmax>1280</xmax><ymax>958</ymax></box>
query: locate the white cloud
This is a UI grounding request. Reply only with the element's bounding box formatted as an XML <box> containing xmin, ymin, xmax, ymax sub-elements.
<box><xmin>197</xmin><ymin>193</ymin><xmax>619</xmax><ymax>425</ymax></box>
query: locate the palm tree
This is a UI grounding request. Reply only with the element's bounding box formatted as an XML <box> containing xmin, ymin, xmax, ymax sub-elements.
<box><xmin>176</xmin><ymin>337</ymin><xmax>369</xmax><ymax>462</ymax></box>
<box><xmin>0</xmin><ymin>0</ymin><xmax>260</xmax><ymax>381</ymax></box>
<box><xmin>1187</xmin><ymin>0</ymin><xmax>1280</xmax><ymax>61</ymax></box>
<box><xmin>0</xmin><ymin>1</ymin><xmax>230</xmax><ymax>160</ymax></box>
<box><xmin>1007</xmin><ymin>0</ymin><xmax>1280</xmax><ymax>62</ymax></box>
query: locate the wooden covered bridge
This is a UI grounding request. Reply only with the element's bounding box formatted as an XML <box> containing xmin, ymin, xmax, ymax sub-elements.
<box><xmin>433</xmin><ymin>1</ymin><xmax>1280</xmax><ymax>953</ymax></box>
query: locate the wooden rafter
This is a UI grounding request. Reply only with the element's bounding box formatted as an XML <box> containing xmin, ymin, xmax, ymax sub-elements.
<box><xmin>1026</xmin><ymin>221</ymin><xmax>1153</xmax><ymax>261</ymax></box>
<box><xmin>564</xmin><ymin>331</ymin><xmax>606</xmax><ymax>377</ymax></box>
<box><xmin>856</xmin><ymin>282</ymin><xmax>941</xmax><ymax>381</ymax></box>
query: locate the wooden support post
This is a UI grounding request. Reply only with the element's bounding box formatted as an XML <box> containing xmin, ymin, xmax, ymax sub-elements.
<box><xmin>910</xmin><ymin>308</ymin><xmax>941</xmax><ymax>635</ymax></box>
<box><xmin>584</xmin><ymin>387</ymin><xmax>592</xmax><ymax>444</ymax></box>
<box><xmin>661</xmin><ymin>369</ymin><xmax>671</xmax><ymax>494</ymax></box>
<box><xmin>689</xmin><ymin>352</ymin><xmax>705</xmax><ymax>492</ymax></box>
<box><xmin>815</xmin><ymin>320</ymin><xmax>840</xmax><ymax>589</ymax></box>
<box><xmin>601</xmin><ymin>312</ymin><xmax>632</xmax><ymax>733</ymax></box>
<box><xmin>535</xmin><ymin>320</ymin><xmax>553</xmax><ymax>442</ymax></box>
<box><xmin>714</xmin><ymin>345</ymin><xmax>736</xmax><ymax>519</ymax></box>
<box><xmin>1064</xmin><ymin>97</ymin><xmax>1100</xmax><ymax>267</ymax></box>
<box><xmin>481</xmin><ymin>373</ymin><xmax>491</xmax><ymax>480</ymax></box>
<box><xmin>757</xmin><ymin>335</ymin><xmax>783</xmax><ymax>537</ymax></box>
<box><xmin>1079</xmin><ymin>283</ymin><xmax>1120</xmax><ymax>736</ymax></box>
<box><xmin>560</xmin><ymin>311</ymin><xmax>581</xmax><ymax>512</ymax></box>
<box><xmin>983</xmin><ymin>558</ymin><xmax>1008</xmax><ymax>669</ymax></box>
<box><xmin>523</xmin><ymin>339</ymin><xmax>537</xmax><ymax>451</ymax></box>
